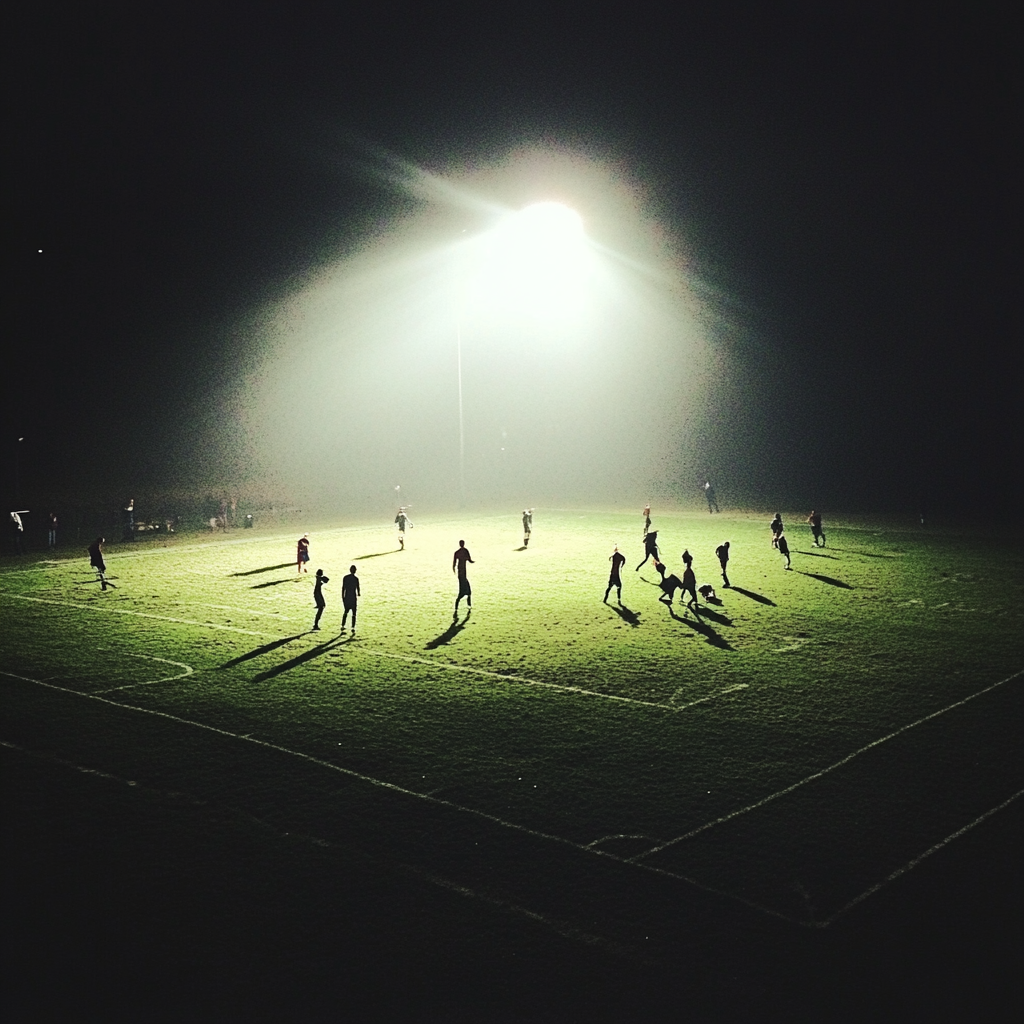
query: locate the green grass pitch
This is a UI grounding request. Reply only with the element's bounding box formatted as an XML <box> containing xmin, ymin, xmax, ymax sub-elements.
<box><xmin>2</xmin><ymin>506</ymin><xmax>1022</xmax><ymax>936</ymax></box>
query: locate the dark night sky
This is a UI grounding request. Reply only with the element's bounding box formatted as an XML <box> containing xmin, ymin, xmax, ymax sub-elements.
<box><xmin>9</xmin><ymin>3</ymin><xmax>1022</xmax><ymax>513</ymax></box>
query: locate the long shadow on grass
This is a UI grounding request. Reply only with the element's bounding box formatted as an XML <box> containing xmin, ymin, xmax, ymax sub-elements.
<box><xmin>730</xmin><ymin>586</ymin><xmax>776</xmax><ymax>606</ymax></box>
<box><xmin>797</xmin><ymin>570</ymin><xmax>854</xmax><ymax>589</ymax></box>
<box><xmin>667</xmin><ymin>607</ymin><xmax>734</xmax><ymax>650</ymax></box>
<box><xmin>218</xmin><ymin>635</ymin><xmax>304</xmax><ymax>669</ymax></box>
<box><xmin>608</xmin><ymin>602</ymin><xmax>641</xmax><ymax>626</ymax></box>
<box><xmin>797</xmin><ymin>550</ymin><xmax>839</xmax><ymax>560</ymax></box>
<box><xmin>230</xmin><ymin>562</ymin><xmax>295</xmax><ymax>577</ymax></box>
<box><xmin>251</xmin><ymin>637</ymin><xmax>350</xmax><ymax>682</ymax></box>
<box><xmin>354</xmin><ymin>550</ymin><xmax>401</xmax><ymax>559</ymax></box>
<box><xmin>514</xmin><ymin>545</ymin><xmax>528</xmax><ymax>552</ymax></box>
<box><xmin>250</xmin><ymin>578</ymin><xmax>302</xmax><ymax>589</ymax></box>
<box><xmin>694</xmin><ymin>605</ymin><xmax>733</xmax><ymax>627</ymax></box>
<box><xmin>426</xmin><ymin>612</ymin><xmax>471</xmax><ymax>649</ymax></box>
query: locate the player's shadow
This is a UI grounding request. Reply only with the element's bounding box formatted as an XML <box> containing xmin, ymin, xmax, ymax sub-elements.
<box><xmin>798</xmin><ymin>550</ymin><xmax>839</xmax><ymax>559</ymax></box>
<box><xmin>426</xmin><ymin>612</ymin><xmax>471</xmax><ymax>649</ymax></box>
<box><xmin>608</xmin><ymin>603</ymin><xmax>641</xmax><ymax>627</ymax></box>
<box><xmin>230</xmin><ymin>562</ymin><xmax>294</xmax><ymax>577</ymax></box>
<box><xmin>252</xmin><ymin>637</ymin><xmax>349</xmax><ymax>682</ymax></box>
<box><xmin>251</xmin><ymin>578</ymin><xmax>301</xmax><ymax>589</ymax></box>
<box><xmin>218</xmin><ymin>635</ymin><xmax>303</xmax><ymax>669</ymax></box>
<box><xmin>667</xmin><ymin>607</ymin><xmax>734</xmax><ymax>650</ymax></box>
<box><xmin>354</xmin><ymin>550</ymin><xmax>402</xmax><ymax>559</ymax></box>
<box><xmin>514</xmin><ymin>545</ymin><xmax>528</xmax><ymax>552</ymax></box>
<box><xmin>836</xmin><ymin>549</ymin><xmax>900</xmax><ymax>559</ymax></box>
<box><xmin>798</xmin><ymin>571</ymin><xmax>853</xmax><ymax>589</ymax></box>
<box><xmin>695</xmin><ymin>605</ymin><xmax>733</xmax><ymax>627</ymax></box>
<box><xmin>731</xmin><ymin>586</ymin><xmax>776</xmax><ymax>606</ymax></box>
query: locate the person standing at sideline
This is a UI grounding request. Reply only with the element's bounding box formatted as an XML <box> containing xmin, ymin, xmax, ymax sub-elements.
<box><xmin>807</xmin><ymin>510</ymin><xmax>826</xmax><ymax>547</ymax></box>
<box><xmin>642</xmin><ymin>503</ymin><xmax>651</xmax><ymax>537</ymax></box>
<box><xmin>704</xmin><ymin>480</ymin><xmax>720</xmax><ymax>513</ymax></box>
<box><xmin>604</xmin><ymin>545</ymin><xmax>626</xmax><ymax>603</ymax></box>
<box><xmin>453</xmin><ymin>540</ymin><xmax>474</xmax><ymax>615</ymax></box>
<box><xmin>312</xmin><ymin>568</ymin><xmax>330</xmax><ymax>631</ymax></box>
<box><xmin>10</xmin><ymin>511</ymin><xmax>27</xmax><ymax>554</ymax></box>
<box><xmin>48</xmin><ymin>512</ymin><xmax>58</xmax><ymax>549</ymax></box>
<box><xmin>522</xmin><ymin>508</ymin><xmax>534</xmax><ymax>547</ymax></box>
<box><xmin>341</xmin><ymin>565</ymin><xmax>360</xmax><ymax>632</ymax></box>
<box><xmin>715</xmin><ymin>541</ymin><xmax>731</xmax><ymax>587</ymax></box>
<box><xmin>395</xmin><ymin>508</ymin><xmax>412</xmax><ymax>549</ymax></box>
<box><xmin>297</xmin><ymin>533</ymin><xmax>310</xmax><ymax>573</ymax></box>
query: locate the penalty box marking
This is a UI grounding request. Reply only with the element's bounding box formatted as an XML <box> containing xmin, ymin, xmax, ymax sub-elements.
<box><xmin>3</xmin><ymin>593</ymin><xmax>742</xmax><ymax>714</ymax></box>
<box><xmin>0</xmin><ymin>667</ymin><xmax>790</xmax><ymax>926</ymax></box>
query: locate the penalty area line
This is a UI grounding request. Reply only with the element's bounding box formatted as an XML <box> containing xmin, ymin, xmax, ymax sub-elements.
<box><xmin>631</xmin><ymin>666</ymin><xmax>1024</xmax><ymax>864</ymax></box>
<box><xmin>0</xmin><ymin>668</ymin><xmax>801</xmax><ymax>927</ymax></box>
<box><xmin>821</xmin><ymin>786</ymin><xmax>1024</xmax><ymax>927</ymax></box>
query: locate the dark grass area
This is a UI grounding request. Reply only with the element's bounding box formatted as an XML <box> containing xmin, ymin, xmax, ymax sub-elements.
<box><xmin>2</xmin><ymin>742</ymin><xmax>1020</xmax><ymax>1022</ymax></box>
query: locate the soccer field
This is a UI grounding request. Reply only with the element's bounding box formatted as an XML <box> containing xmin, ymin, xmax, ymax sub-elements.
<box><xmin>3</xmin><ymin>506</ymin><xmax>1021</xmax><ymax>942</ymax></box>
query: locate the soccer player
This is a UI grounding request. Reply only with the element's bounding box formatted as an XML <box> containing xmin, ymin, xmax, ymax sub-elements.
<box><xmin>715</xmin><ymin>540</ymin><xmax>731</xmax><ymax>587</ymax></box>
<box><xmin>395</xmin><ymin>507</ymin><xmax>412</xmax><ymax>549</ymax></box>
<box><xmin>604</xmin><ymin>545</ymin><xmax>626</xmax><ymax>603</ymax></box>
<box><xmin>770</xmin><ymin>514</ymin><xmax>784</xmax><ymax>548</ymax></box>
<box><xmin>658</xmin><ymin>573</ymin><xmax>684</xmax><ymax>604</ymax></box>
<box><xmin>636</xmin><ymin>530</ymin><xmax>659</xmax><ymax>572</ymax></box>
<box><xmin>704</xmin><ymin>480</ymin><xmax>720</xmax><ymax>513</ymax></box>
<box><xmin>297</xmin><ymin>533</ymin><xmax>310</xmax><ymax>573</ymax></box>
<box><xmin>807</xmin><ymin>510</ymin><xmax>826</xmax><ymax>547</ymax></box>
<box><xmin>341</xmin><ymin>565</ymin><xmax>360</xmax><ymax>632</ymax></box>
<box><xmin>453</xmin><ymin>540</ymin><xmax>474</xmax><ymax>615</ymax></box>
<box><xmin>777</xmin><ymin>532</ymin><xmax>792</xmax><ymax>569</ymax></box>
<box><xmin>522</xmin><ymin>508</ymin><xmax>533</xmax><ymax>547</ymax></box>
<box><xmin>312</xmin><ymin>568</ymin><xmax>330</xmax><ymax>631</ymax></box>
<box><xmin>642</xmin><ymin>503</ymin><xmax>651</xmax><ymax>537</ymax></box>
<box><xmin>681</xmin><ymin>558</ymin><xmax>701</xmax><ymax>618</ymax></box>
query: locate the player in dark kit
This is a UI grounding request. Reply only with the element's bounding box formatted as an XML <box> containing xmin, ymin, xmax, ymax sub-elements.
<box><xmin>605</xmin><ymin>545</ymin><xmax>626</xmax><ymax>603</ymax></box>
<box><xmin>636</xmin><ymin>530</ymin><xmax>659</xmax><ymax>572</ymax></box>
<box><xmin>453</xmin><ymin>540</ymin><xmax>474</xmax><ymax>615</ymax></box>
<box><xmin>807</xmin><ymin>510</ymin><xmax>826</xmax><ymax>547</ymax></box>
<box><xmin>715</xmin><ymin>541</ymin><xmax>731</xmax><ymax>587</ymax></box>
<box><xmin>522</xmin><ymin>509</ymin><xmax>534</xmax><ymax>547</ymax></box>
<box><xmin>341</xmin><ymin>565</ymin><xmax>360</xmax><ymax>632</ymax></box>
<box><xmin>395</xmin><ymin>508</ymin><xmax>412</xmax><ymax>549</ymax></box>
<box><xmin>770</xmin><ymin>514</ymin><xmax>784</xmax><ymax>548</ymax></box>
<box><xmin>777</xmin><ymin>533</ymin><xmax>792</xmax><ymax>569</ymax></box>
<box><xmin>704</xmin><ymin>480</ymin><xmax>720</xmax><ymax>513</ymax></box>
<box><xmin>312</xmin><ymin>568</ymin><xmax>330</xmax><ymax>630</ymax></box>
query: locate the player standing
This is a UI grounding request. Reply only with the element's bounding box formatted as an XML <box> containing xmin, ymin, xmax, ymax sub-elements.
<box><xmin>604</xmin><ymin>545</ymin><xmax>626</xmax><ymax>603</ymax></box>
<box><xmin>312</xmin><ymin>568</ymin><xmax>330</xmax><ymax>631</ymax></box>
<box><xmin>452</xmin><ymin>540</ymin><xmax>474</xmax><ymax>615</ymax></box>
<box><xmin>341</xmin><ymin>565</ymin><xmax>360</xmax><ymax>632</ymax></box>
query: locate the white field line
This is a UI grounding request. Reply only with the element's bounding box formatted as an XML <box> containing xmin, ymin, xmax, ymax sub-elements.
<box><xmin>630</xmin><ymin>667</ymin><xmax>1024</xmax><ymax>864</ymax></box>
<box><xmin>190</xmin><ymin>602</ymin><xmax>299</xmax><ymax>621</ymax></box>
<box><xmin>0</xmin><ymin>668</ymin><xmax>795</xmax><ymax>925</ymax></box>
<box><xmin>820</xmin><ymin>787</ymin><xmax>1024</xmax><ymax>927</ymax></box>
<box><xmin>406</xmin><ymin>866</ymin><xmax>659</xmax><ymax>964</ymax></box>
<box><xmin>93</xmin><ymin>654</ymin><xmax>194</xmax><ymax>693</ymax></box>
<box><xmin>1</xmin><ymin>593</ymin><xmax>743</xmax><ymax>714</ymax></box>
<box><xmin>359</xmin><ymin>647</ymin><xmax>718</xmax><ymax>712</ymax></box>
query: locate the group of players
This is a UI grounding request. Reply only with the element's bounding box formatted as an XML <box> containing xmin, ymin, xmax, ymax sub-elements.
<box><xmin>81</xmin><ymin>501</ymin><xmax>825</xmax><ymax>631</ymax></box>
<box><xmin>604</xmin><ymin>504</ymin><xmax>827</xmax><ymax>621</ymax></box>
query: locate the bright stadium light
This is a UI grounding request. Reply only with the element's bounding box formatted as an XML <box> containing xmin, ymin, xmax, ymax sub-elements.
<box><xmin>473</xmin><ymin>202</ymin><xmax>592</xmax><ymax>325</ymax></box>
<box><xmin>454</xmin><ymin>201</ymin><xmax>593</xmax><ymax>502</ymax></box>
